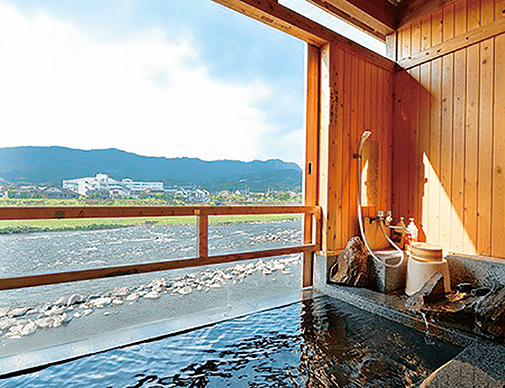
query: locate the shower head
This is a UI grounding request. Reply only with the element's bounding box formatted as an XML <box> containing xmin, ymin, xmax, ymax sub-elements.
<box><xmin>357</xmin><ymin>130</ymin><xmax>372</xmax><ymax>158</ymax></box>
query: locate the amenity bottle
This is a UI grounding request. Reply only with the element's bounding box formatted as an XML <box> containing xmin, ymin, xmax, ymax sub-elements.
<box><xmin>407</xmin><ymin>218</ymin><xmax>418</xmax><ymax>242</ymax></box>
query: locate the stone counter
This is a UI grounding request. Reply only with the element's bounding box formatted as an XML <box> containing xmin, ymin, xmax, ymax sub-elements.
<box><xmin>314</xmin><ymin>253</ymin><xmax>505</xmax><ymax>387</ymax></box>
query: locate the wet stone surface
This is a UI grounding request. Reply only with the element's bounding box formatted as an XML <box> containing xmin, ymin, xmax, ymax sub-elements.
<box><xmin>404</xmin><ymin>280</ymin><xmax>505</xmax><ymax>343</ymax></box>
<box><xmin>474</xmin><ymin>286</ymin><xmax>505</xmax><ymax>340</ymax></box>
<box><xmin>405</xmin><ymin>272</ymin><xmax>446</xmax><ymax>311</ymax></box>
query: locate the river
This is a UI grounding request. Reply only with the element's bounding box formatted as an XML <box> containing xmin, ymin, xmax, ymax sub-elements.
<box><xmin>0</xmin><ymin>219</ymin><xmax>303</xmax><ymax>308</ymax></box>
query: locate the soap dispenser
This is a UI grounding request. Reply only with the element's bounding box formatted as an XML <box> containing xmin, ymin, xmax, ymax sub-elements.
<box><xmin>407</xmin><ymin>218</ymin><xmax>418</xmax><ymax>242</ymax></box>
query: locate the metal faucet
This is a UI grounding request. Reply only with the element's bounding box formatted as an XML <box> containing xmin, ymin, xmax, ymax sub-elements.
<box><xmin>369</xmin><ymin>210</ymin><xmax>393</xmax><ymax>224</ymax></box>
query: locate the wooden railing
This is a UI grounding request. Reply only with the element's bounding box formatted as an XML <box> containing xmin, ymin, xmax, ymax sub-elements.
<box><xmin>0</xmin><ymin>205</ymin><xmax>321</xmax><ymax>291</ymax></box>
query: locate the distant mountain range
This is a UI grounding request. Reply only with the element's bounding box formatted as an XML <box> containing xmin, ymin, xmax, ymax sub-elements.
<box><xmin>0</xmin><ymin>147</ymin><xmax>302</xmax><ymax>192</ymax></box>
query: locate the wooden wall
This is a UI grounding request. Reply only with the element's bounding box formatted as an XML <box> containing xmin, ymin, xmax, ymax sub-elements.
<box><xmin>319</xmin><ymin>42</ymin><xmax>394</xmax><ymax>252</ymax></box>
<box><xmin>396</xmin><ymin>0</ymin><xmax>505</xmax><ymax>61</ymax></box>
<box><xmin>391</xmin><ymin>0</ymin><xmax>505</xmax><ymax>258</ymax></box>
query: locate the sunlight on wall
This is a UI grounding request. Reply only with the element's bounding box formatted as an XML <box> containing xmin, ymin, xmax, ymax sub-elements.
<box><xmin>423</xmin><ymin>153</ymin><xmax>476</xmax><ymax>254</ymax></box>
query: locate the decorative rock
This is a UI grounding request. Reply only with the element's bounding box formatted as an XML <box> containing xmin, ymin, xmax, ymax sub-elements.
<box><xmin>405</xmin><ymin>272</ymin><xmax>446</xmax><ymax>311</ymax></box>
<box><xmin>471</xmin><ymin>287</ymin><xmax>491</xmax><ymax>297</ymax></box>
<box><xmin>67</xmin><ymin>294</ymin><xmax>85</xmax><ymax>306</ymax></box>
<box><xmin>143</xmin><ymin>291</ymin><xmax>160</xmax><ymax>300</ymax></box>
<box><xmin>455</xmin><ymin>283</ymin><xmax>474</xmax><ymax>294</ymax></box>
<box><xmin>474</xmin><ymin>286</ymin><xmax>505</xmax><ymax>339</ymax></box>
<box><xmin>329</xmin><ymin>237</ymin><xmax>369</xmax><ymax>287</ymax></box>
<box><xmin>8</xmin><ymin>306</ymin><xmax>29</xmax><ymax>318</ymax></box>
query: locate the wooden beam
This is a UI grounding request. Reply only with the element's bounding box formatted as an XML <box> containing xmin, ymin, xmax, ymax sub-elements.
<box><xmin>212</xmin><ymin>0</ymin><xmax>395</xmax><ymax>72</ymax></box>
<box><xmin>307</xmin><ymin>0</ymin><xmax>396</xmax><ymax>41</ymax></box>
<box><xmin>0</xmin><ymin>245</ymin><xmax>319</xmax><ymax>291</ymax></box>
<box><xmin>213</xmin><ymin>0</ymin><xmax>331</xmax><ymax>46</ymax></box>
<box><xmin>386</xmin><ymin>32</ymin><xmax>398</xmax><ymax>61</ymax></box>
<box><xmin>398</xmin><ymin>17</ymin><xmax>505</xmax><ymax>69</ymax></box>
<box><xmin>0</xmin><ymin>205</ymin><xmax>319</xmax><ymax>220</ymax></box>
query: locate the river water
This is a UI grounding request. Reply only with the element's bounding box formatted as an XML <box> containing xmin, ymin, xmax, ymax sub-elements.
<box><xmin>0</xmin><ymin>219</ymin><xmax>303</xmax><ymax>278</ymax></box>
<box><xmin>1</xmin><ymin>296</ymin><xmax>462</xmax><ymax>387</ymax></box>
<box><xmin>0</xmin><ymin>219</ymin><xmax>303</xmax><ymax>308</ymax></box>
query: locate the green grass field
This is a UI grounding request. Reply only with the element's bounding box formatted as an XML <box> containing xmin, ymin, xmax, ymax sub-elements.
<box><xmin>0</xmin><ymin>214</ymin><xmax>302</xmax><ymax>234</ymax></box>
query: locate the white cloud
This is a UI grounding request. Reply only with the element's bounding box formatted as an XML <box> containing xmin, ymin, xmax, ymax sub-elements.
<box><xmin>0</xmin><ymin>2</ymin><xmax>303</xmax><ymax>163</ymax></box>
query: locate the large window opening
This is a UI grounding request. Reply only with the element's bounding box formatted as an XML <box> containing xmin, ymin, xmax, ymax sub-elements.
<box><xmin>0</xmin><ymin>0</ymin><xmax>319</xmax><ymax>372</ymax></box>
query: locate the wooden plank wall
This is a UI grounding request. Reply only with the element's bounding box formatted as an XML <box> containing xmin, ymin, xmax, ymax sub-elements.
<box><xmin>320</xmin><ymin>42</ymin><xmax>394</xmax><ymax>252</ymax></box>
<box><xmin>396</xmin><ymin>0</ymin><xmax>505</xmax><ymax>61</ymax></box>
<box><xmin>392</xmin><ymin>0</ymin><xmax>505</xmax><ymax>258</ymax></box>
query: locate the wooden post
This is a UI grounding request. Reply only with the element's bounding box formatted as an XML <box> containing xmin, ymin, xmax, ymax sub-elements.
<box><xmin>318</xmin><ymin>42</ymin><xmax>342</xmax><ymax>253</ymax></box>
<box><xmin>303</xmin><ymin>214</ymin><xmax>314</xmax><ymax>288</ymax></box>
<box><xmin>197</xmin><ymin>211</ymin><xmax>209</xmax><ymax>258</ymax></box>
<box><xmin>303</xmin><ymin>44</ymin><xmax>321</xmax><ymax>288</ymax></box>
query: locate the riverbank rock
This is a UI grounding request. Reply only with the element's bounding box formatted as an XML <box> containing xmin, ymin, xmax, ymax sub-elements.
<box><xmin>474</xmin><ymin>286</ymin><xmax>505</xmax><ymax>340</ymax></box>
<box><xmin>8</xmin><ymin>306</ymin><xmax>29</xmax><ymax>318</ymax></box>
<box><xmin>0</xmin><ymin>318</ymin><xmax>15</xmax><ymax>330</ymax></box>
<box><xmin>126</xmin><ymin>293</ymin><xmax>139</xmax><ymax>302</ymax></box>
<box><xmin>405</xmin><ymin>272</ymin><xmax>446</xmax><ymax>311</ymax></box>
<box><xmin>329</xmin><ymin>237</ymin><xmax>368</xmax><ymax>287</ymax></box>
<box><xmin>143</xmin><ymin>291</ymin><xmax>161</xmax><ymax>300</ymax></box>
<box><xmin>67</xmin><ymin>294</ymin><xmax>85</xmax><ymax>306</ymax></box>
<box><xmin>93</xmin><ymin>297</ymin><xmax>112</xmax><ymax>308</ymax></box>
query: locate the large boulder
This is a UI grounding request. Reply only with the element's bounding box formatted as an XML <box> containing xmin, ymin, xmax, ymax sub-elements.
<box><xmin>329</xmin><ymin>237</ymin><xmax>368</xmax><ymax>287</ymax></box>
<box><xmin>474</xmin><ymin>286</ymin><xmax>505</xmax><ymax>340</ymax></box>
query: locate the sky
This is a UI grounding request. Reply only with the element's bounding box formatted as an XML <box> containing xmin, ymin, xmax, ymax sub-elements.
<box><xmin>0</xmin><ymin>0</ymin><xmax>384</xmax><ymax>167</ymax></box>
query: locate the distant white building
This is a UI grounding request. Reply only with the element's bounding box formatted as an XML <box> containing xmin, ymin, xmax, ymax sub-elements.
<box><xmin>63</xmin><ymin>173</ymin><xmax>163</xmax><ymax>196</ymax></box>
<box><xmin>121</xmin><ymin>178</ymin><xmax>164</xmax><ymax>192</ymax></box>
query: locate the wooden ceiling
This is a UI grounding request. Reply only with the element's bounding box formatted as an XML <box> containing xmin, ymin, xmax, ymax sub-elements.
<box><xmin>306</xmin><ymin>0</ymin><xmax>459</xmax><ymax>41</ymax></box>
